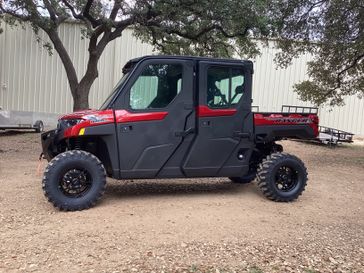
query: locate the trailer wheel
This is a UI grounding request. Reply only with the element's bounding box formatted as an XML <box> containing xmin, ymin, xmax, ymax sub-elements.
<box><xmin>34</xmin><ymin>120</ymin><xmax>44</xmax><ymax>133</ymax></box>
<box><xmin>256</xmin><ymin>152</ymin><xmax>307</xmax><ymax>202</ymax></box>
<box><xmin>42</xmin><ymin>150</ymin><xmax>106</xmax><ymax>211</ymax></box>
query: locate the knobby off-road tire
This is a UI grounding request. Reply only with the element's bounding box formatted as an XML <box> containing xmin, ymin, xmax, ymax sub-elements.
<box><xmin>42</xmin><ymin>150</ymin><xmax>106</xmax><ymax>211</ymax></box>
<box><xmin>256</xmin><ymin>152</ymin><xmax>307</xmax><ymax>202</ymax></box>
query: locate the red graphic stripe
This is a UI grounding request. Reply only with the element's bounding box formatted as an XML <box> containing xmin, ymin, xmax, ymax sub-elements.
<box><xmin>115</xmin><ymin>110</ymin><xmax>168</xmax><ymax>123</ymax></box>
<box><xmin>197</xmin><ymin>105</ymin><xmax>237</xmax><ymax>117</ymax></box>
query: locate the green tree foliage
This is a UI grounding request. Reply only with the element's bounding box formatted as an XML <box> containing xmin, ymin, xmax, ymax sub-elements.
<box><xmin>275</xmin><ymin>0</ymin><xmax>364</xmax><ymax>106</ymax></box>
<box><xmin>132</xmin><ymin>0</ymin><xmax>275</xmax><ymax>58</ymax></box>
<box><xmin>0</xmin><ymin>0</ymin><xmax>276</xmax><ymax>110</ymax></box>
<box><xmin>1</xmin><ymin>1</ymin><xmax>362</xmax><ymax>109</ymax></box>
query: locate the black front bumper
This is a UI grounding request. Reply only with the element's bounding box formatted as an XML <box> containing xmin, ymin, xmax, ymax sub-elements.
<box><xmin>41</xmin><ymin>129</ymin><xmax>62</xmax><ymax>161</ymax></box>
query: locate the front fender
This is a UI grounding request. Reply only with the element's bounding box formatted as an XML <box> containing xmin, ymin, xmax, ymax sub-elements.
<box><xmin>41</xmin><ymin>129</ymin><xmax>63</xmax><ymax>161</ymax></box>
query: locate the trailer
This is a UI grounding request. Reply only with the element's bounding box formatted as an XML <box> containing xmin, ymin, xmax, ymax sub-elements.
<box><xmin>0</xmin><ymin>109</ymin><xmax>44</xmax><ymax>133</ymax></box>
<box><xmin>318</xmin><ymin>126</ymin><xmax>354</xmax><ymax>144</ymax></box>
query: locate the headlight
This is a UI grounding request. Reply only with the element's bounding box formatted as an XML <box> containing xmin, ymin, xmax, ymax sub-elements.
<box><xmin>57</xmin><ymin>119</ymin><xmax>82</xmax><ymax>130</ymax></box>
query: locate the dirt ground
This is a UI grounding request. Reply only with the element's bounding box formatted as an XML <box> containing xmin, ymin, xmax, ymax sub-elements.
<box><xmin>0</xmin><ymin>131</ymin><xmax>363</xmax><ymax>273</ymax></box>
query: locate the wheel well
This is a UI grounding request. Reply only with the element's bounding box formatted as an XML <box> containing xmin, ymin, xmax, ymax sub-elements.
<box><xmin>249</xmin><ymin>142</ymin><xmax>284</xmax><ymax>171</ymax></box>
<box><xmin>68</xmin><ymin>137</ymin><xmax>113</xmax><ymax>176</ymax></box>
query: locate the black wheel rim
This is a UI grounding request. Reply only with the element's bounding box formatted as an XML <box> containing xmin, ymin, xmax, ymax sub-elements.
<box><xmin>59</xmin><ymin>168</ymin><xmax>92</xmax><ymax>197</ymax></box>
<box><xmin>274</xmin><ymin>166</ymin><xmax>299</xmax><ymax>192</ymax></box>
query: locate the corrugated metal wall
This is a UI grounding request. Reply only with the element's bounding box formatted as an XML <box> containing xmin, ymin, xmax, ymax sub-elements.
<box><xmin>0</xmin><ymin>22</ymin><xmax>363</xmax><ymax>135</ymax></box>
<box><xmin>0</xmin><ymin>22</ymin><xmax>154</xmax><ymax>114</ymax></box>
<box><xmin>251</xmin><ymin>44</ymin><xmax>364</xmax><ymax>135</ymax></box>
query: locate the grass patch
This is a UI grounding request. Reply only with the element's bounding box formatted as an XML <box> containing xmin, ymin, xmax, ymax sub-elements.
<box><xmin>189</xmin><ymin>264</ymin><xmax>199</xmax><ymax>272</ymax></box>
<box><xmin>249</xmin><ymin>266</ymin><xmax>264</xmax><ymax>273</ymax></box>
<box><xmin>354</xmin><ymin>157</ymin><xmax>364</xmax><ymax>164</ymax></box>
<box><xmin>187</xmin><ymin>265</ymin><xmax>231</xmax><ymax>273</ymax></box>
<box><xmin>342</xmin><ymin>156</ymin><xmax>364</xmax><ymax>165</ymax></box>
<box><xmin>341</xmin><ymin>143</ymin><xmax>364</xmax><ymax>149</ymax></box>
<box><xmin>305</xmin><ymin>269</ymin><xmax>318</xmax><ymax>273</ymax></box>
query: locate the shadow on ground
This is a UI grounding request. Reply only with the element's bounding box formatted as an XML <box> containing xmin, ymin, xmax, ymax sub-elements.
<box><xmin>290</xmin><ymin>139</ymin><xmax>354</xmax><ymax>149</ymax></box>
<box><xmin>0</xmin><ymin>129</ymin><xmax>38</xmax><ymax>136</ymax></box>
<box><xmin>104</xmin><ymin>180</ymin><xmax>260</xmax><ymax>200</ymax></box>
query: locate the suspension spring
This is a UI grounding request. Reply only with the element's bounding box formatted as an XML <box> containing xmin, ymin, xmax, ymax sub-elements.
<box><xmin>74</xmin><ymin>138</ymin><xmax>82</xmax><ymax>150</ymax></box>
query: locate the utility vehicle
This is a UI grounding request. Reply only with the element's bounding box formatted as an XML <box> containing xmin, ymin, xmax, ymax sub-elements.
<box><xmin>41</xmin><ymin>55</ymin><xmax>319</xmax><ymax>211</ymax></box>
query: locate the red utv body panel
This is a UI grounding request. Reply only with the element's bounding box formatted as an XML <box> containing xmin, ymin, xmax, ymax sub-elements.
<box><xmin>61</xmin><ymin>110</ymin><xmax>115</xmax><ymax>138</ymax></box>
<box><xmin>61</xmin><ymin>109</ymin><xmax>169</xmax><ymax>138</ymax></box>
<box><xmin>254</xmin><ymin>113</ymin><xmax>319</xmax><ymax>137</ymax></box>
<box><xmin>61</xmin><ymin>109</ymin><xmax>319</xmax><ymax>139</ymax></box>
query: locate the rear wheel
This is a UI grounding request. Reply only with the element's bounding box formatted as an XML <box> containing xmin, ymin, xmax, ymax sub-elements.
<box><xmin>42</xmin><ymin>150</ymin><xmax>106</xmax><ymax>211</ymax></box>
<box><xmin>256</xmin><ymin>152</ymin><xmax>307</xmax><ymax>202</ymax></box>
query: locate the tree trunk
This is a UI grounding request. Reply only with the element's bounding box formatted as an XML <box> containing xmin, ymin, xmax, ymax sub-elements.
<box><xmin>46</xmin><ymin>28</ymin><xmax>112</xmax><ymax>112</ymax></box>
<box><xmin>72</xmin><ymin>85</ymin><xmax>90</xmax><ymax>111</ymax></box>
<box><xmin>47</xmin><ymin>29</ymin><xmax>99</xmax><ymax>112</ymax></box>
<box><xmin>71</xmin><ymin>51</ymin><xmax>100</xmax><ymax>111</ymax></box>
<box><xmin>72</xmin><ymin>67</ymin><xmax>100</xmax><ymax>111</ymax></box>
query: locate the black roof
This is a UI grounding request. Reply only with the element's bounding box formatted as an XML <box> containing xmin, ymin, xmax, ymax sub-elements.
<box><xmin>123</xmin><ymin>55</ymin><xmax>253</xmax><ymax>72</ymax></box>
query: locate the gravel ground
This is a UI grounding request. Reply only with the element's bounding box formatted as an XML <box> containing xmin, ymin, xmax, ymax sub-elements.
<box><xmin>0</xmin><ymin>130</ymin><xmax>363</xmax><ymax>273</ymax></box>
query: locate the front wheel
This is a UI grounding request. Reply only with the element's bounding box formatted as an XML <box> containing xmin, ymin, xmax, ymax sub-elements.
<box><xmin>42</xmin><ymin>150</ymin><xmax>106</xmax><ymax>211</ymax></box>
<box><xmin>256</xmin><ymin>152</ymin><xmax>307</xmax><ymax>202</ymax></box>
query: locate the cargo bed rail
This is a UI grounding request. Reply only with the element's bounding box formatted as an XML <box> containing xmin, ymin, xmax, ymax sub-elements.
<box><xmin>281</xmin><ymin>105</ymin><xmax>318</xmax><ymax>114</ymax></box>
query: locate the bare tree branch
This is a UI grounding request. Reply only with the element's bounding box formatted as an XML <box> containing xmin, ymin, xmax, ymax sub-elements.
<box><xmin>83</xmin><ymin>0</ymin><xmax>102</xmax><ymax>28</ymax></box>
<box><xmin>46</xmin><ymin>29</ymin><xmax>79</xmax><ymax>93</ymax></box>
<box><xmin>43</xmin><ymin>0</ymin><xmax>57</xmax><ymax>22</ymax></box>
<box><xmin>109</xmin><ymin>0</ymin><xmax>122</xmax><ymax>21</ymax></box>
<box><xmin>61</xmin><ymin>0</ymin><xmax>83</xmax><ymax>20</ymax></box>
<box><xmin>322</xmin><ymin>52</ymin><xmax>364</xmax><ymax>98</ymax></box>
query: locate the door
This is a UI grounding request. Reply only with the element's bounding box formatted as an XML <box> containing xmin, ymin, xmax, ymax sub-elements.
<box><xmin>183</xmin><ymin>61</ymin><xmax>254</xmax><ymax>177</ymax></box>
<box><xmin>115</xmin><ymin>59</ymin><xmax>195</xmax><ymax>179</ymax></box>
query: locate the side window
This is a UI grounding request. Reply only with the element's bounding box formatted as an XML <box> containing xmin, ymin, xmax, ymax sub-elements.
<box><xmin>231</xmin><ymin>69</ymin><xmax>245</xmax><ymax>104</ymax></box>
<box><xmin>129</xmin><ymin>63</ymin><xmax>183</xmax><ymax>110</ymax></box>
<box><xmin>207</xmin><ymin>66</ymin><xmax>245</xmax><ymax>108</ymax></box>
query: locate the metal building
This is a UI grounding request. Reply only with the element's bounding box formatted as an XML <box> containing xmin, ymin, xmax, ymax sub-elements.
<box><xmin>0</xmin><ymin>22</ymin><xmax>363</xmax><ymax>135</ymax></box>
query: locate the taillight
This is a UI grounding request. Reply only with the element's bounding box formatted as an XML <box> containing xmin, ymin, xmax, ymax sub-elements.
<box><xmin>309</xmin><ymin>114</ymin><xmax>319</xmax><ymax>124</ymax></box>
<box><xmin>308</xmin><ymin>115</ymin><xmax>319</xmax><ymax>137</ymax></box>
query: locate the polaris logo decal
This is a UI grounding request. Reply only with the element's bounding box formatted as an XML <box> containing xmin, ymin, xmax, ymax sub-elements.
<box><xmin>265</xmin><ymin>117</ymin><xmax>312</xmax><ymax>123</ymax></box>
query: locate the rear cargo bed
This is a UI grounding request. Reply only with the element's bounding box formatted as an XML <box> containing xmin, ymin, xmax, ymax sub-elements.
<box><xmin>253</xmin><ymin>105</ymin><xmax>319</xmax><ymax>142</ymax></box>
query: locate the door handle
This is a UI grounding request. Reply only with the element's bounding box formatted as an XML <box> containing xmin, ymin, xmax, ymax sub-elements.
<box><xmin>175</xmin><ymin>128</ymin><xmax>195</xmax><ymax>137</ymax></box>
<box><xmin>121</xmin><ymin>125</ymin><xmax>132</xmax><ymax>132</ymax></box>
<box><xmin>201</xmin><ymin>120</ymin><xmax>210</xmax><ymax>127</ymax></box>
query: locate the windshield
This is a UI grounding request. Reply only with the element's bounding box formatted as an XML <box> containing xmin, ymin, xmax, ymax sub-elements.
<box><xmin>99</xmin><ymin>72</ymin><xmax>130</xmax><ymax>110</ymax></box>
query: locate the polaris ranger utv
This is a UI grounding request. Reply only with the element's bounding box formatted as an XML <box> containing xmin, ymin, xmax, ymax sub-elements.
<box><xmin>41</xmin><ymin>55</ymin><xmax>319</xmax><ymax>211</ymax></box>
